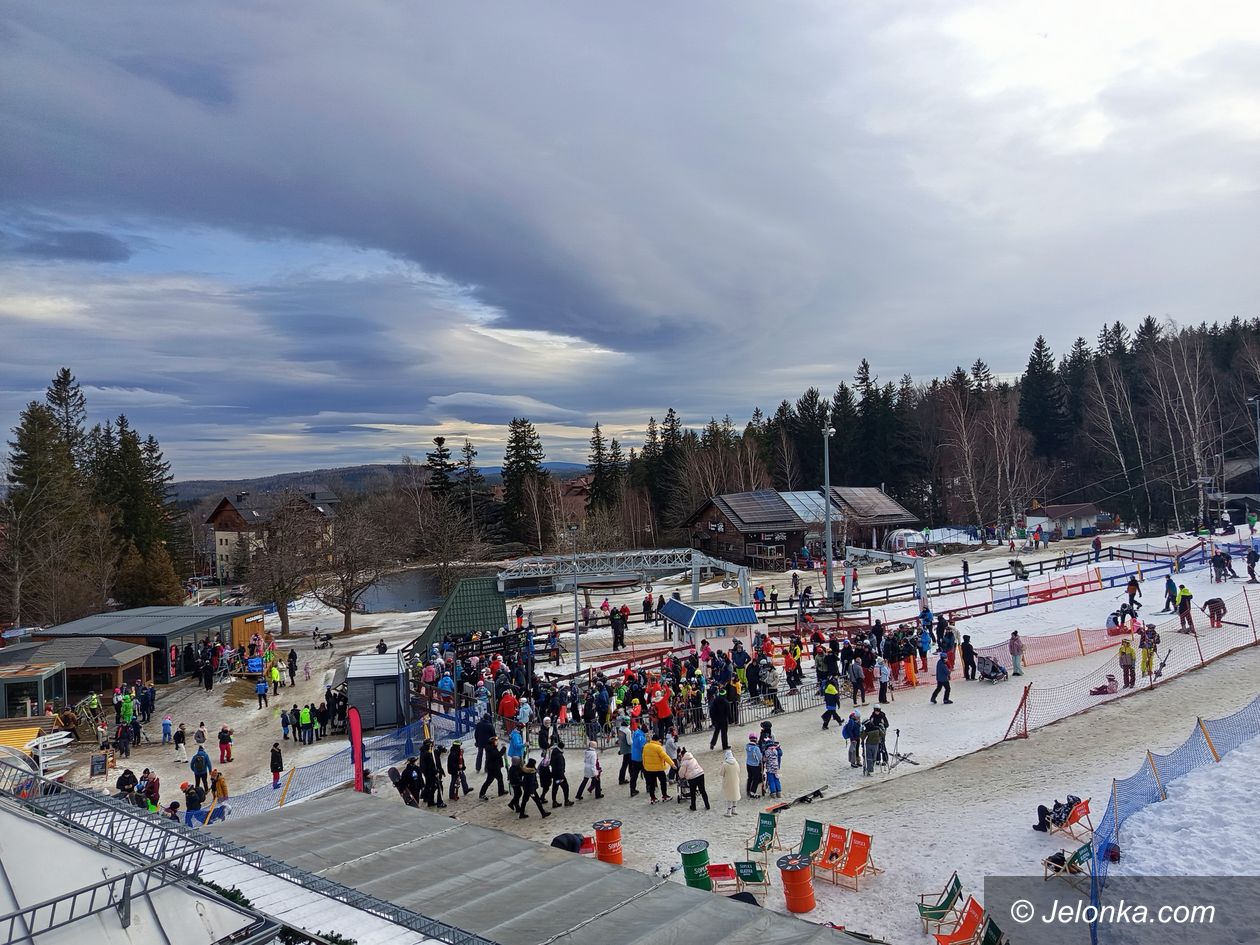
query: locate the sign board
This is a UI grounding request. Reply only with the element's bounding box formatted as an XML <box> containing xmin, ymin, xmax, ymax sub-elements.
<box><xmin>245</xmin><ymin>614</ymin><xmax>264</xmax><ymax>624</ymax></box>
<box><xmin>90</xmin><ymin>753</ymin><xmax>108</xmax><ymax>777</ymax></box>
<box><xmin>708</xmin><ymin>522</ymin><xmax>726</xmax><ymax>533</ymax></box>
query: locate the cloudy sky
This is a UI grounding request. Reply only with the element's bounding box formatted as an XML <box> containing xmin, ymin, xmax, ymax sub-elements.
<box><xmin>2</xmin><ymin>2</ymin><xmax>1258</xmax><ymax>479</ymax></box>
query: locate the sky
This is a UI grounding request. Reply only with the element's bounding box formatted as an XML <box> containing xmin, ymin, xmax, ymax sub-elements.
<box><xmin>2</xmin><ymin>1</ymin><xmax>1258</xmax><ymax>479</ymax></box>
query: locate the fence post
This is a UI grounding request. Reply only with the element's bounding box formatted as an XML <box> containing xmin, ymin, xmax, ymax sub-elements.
<box><xmin>1145</xmin><ymin>750</ymin><xmax>1166</xmax><ymax>800</ymax></box>
<box><xmin>1076</xmin><ymin>628</ymin><xmax>1086</xmax><ymax>656</ymax></box>
<box><xmin>1197</xmin><ymin>718</ymin><xmax>1221</xmax><ymax>762</ymax></box>
<box><xmin>276</xmin><ymin>767</ymin><xmax>296</xmax><ymax>807</ymax></box>
<box><xmin>1111</xmin><ymin>779</ymin><xmax>1120</xmax><ymax>846</ymax></box>
<box><xmin>1244</xmin><ymin>588</ymin><xmax>1259</xmax><ymax>644</ymax></box>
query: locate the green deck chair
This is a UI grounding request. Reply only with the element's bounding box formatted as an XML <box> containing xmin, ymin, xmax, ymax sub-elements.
<box><xmin>918</xmin><ymin>870</ymin><xmax>964</xmax><ymax>932</ymax></box>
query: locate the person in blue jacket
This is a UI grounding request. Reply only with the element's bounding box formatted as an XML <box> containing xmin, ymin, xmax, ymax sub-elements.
<box><xmin>917</xmin><ymin>627</ymin><xmax>933</xmax><ymax>673</ymax></box>
<box><xmin>841</xmin><ymin>711</ymin><xmax>862</xmax><ymax>768</ymax></box>
<box><xmin>629</xmin><ymin>725</ymin><xmax>647</xmax><ymax>796</ymax></box>
<box><xmin>744</xmin><ymin>733</ymin><xmax>763</xmax><ymax>798</ymax></box>
<box><xmin>437</xmin><ymin>673</ymin><xmax>455</xmax><ymax>694</ymax></box>
<box><xmin>507</xmin><ymin>727</ymin><xmax>525</xmax><ymax>765</ymax></box>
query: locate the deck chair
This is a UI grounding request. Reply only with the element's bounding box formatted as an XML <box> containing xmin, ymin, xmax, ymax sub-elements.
<box><xmin>735</xmin><ymin>860</ymin><xmax>771</xmax><ymax>899</ymax></box>
<box><xmin>746</xmin><ymin>811</ymin><xmax>783</xmax><ymax>863</ymax></box>
<box><xmin>812</xmin><ymin>824</ymin><xmax>849</xmax><ymax>884</ymax></box>
<box><xmin>917</xmin><ymin>871</ymin><xmax>964</xmax><ymax>933</ymax></box>
<box><xmin>835</xmin><ymin>830</ymin><xmax>883</xmax><ymax>890</ymax></box>
<box><xmin>933</xmin><ymin>897</ymin><xmax>985</xmax><ymax>945</ymax></box>
<box><xmin>1044</xmin><ymin>840</ymin><xmax>1093</xmax><ymax>891</ymax></box>
<box><xmin>974</xmin><ymin>916</ymin><xmax>1005</xmax><ymax>945</ymax></box>
<box><xmin>792</xmin><ymin>819</ymin><xmax>826</xmax><ymax>860</ymax></box>
<box><xmin>1051</xmin><ymin>798</ymin><xmax>1094</xmax><ymax>842</ymax></box>
<box><xmin>707</xmin><ymin>862</ymin><xmax>740</xmax><ymax>893</ymax></box>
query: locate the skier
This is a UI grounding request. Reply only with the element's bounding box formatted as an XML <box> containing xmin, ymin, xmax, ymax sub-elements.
<box><xmin>1125</xmin><ymin>576</ymin><xmax>1141</xmax><ymax>608</ymax></box>
<box><xmin>1160</xmin><ymin>575</ymin><xmax>1177</xmax><ymax>613</ymax></box>
<box><xmin>1175</xmin><ymin>585</ymin><xmax>1195</xmax><ymax>633</ymax></box>
<box><xmin>1249</xmin><ymin>545</ymin><xmax>1259</xmax><ymax>583</ymax></box>
<box><xmin>1138</xmin><ymin>623</ymin><xmax>1159</xmax><ymax>677</ymax></box>
<box><xmin>1200</xmin><ymin>597</ymin><xmax>1227</xmax><ymax>629</ymax></box>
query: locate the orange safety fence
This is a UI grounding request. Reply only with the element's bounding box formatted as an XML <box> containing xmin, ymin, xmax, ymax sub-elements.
<box><xmin>1004</xmin><ymin>588</ymin><xmax>1260</xmax><ymax>739</ymax></box>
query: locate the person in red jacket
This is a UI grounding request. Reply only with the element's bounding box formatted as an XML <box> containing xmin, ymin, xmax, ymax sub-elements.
<box><xmin>651</xmin><ymin>681</ymin><xmax>673</xmax><ymax>738</ymax></box>
<box><xmin>498</xmin><ymin>690</ymin><xmax>519</xmax><ymax>733</ymax></box>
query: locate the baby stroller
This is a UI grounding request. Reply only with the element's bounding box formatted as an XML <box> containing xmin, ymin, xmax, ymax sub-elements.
<box><xmin>977</xmin><ymin>655</ymin><xmax>1008</xmax><ymax>683</ymax></box>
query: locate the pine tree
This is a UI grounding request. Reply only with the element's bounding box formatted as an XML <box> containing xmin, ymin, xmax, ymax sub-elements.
<box><xmin>1017</xmin><ymin>336</ymin><xmax>1068</xmax><ymax>458</ymax></box>
<box><xmin>502</xmin><ymin>417</ymin><xmax>550</xmax><ymax>547</ymax></box>
<box><xmin>608</xmin><ymin>438</ymin><xmax>626</xmax><ymax>498</ymax></box>
<box><xmin>586</xmin><ymin>423</ymin><xmax>611</xmax><ymax>510</ymax></box>
<box><xmin>969</xmin><ymin>359</ymin><xmax>994</xmax><ymax>391</ymax></box>
<box><xmin>456</xmin><ymin>439</ymin><xmax>485</xmax><ymax>525</ymax></box>
<box><xmin>425</xmin><ymin>436</ymin><xmax>457</xmax><ymax>497</ymax></box>
<box><xmin>112</xmin><ymin>543</ymin><xmax>148</xmax><ymax>608</ymax></box>
<box><xmin>44</xmin><ymin>368</ymin><xmax>87</xmax><ymax>464</ymax></box>
<box><xmin>143</xmin><ymin>544</ymin><xmax>186</xmax><ymax>605</ymax></box>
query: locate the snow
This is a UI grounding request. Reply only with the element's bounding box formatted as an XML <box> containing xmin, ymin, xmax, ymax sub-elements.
<box><xmin>1110</xmin><ymin>733</ymin><xmax>1260</xmax><ymax>878</ymax></box>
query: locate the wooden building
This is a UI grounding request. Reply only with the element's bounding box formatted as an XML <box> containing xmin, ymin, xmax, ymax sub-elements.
<box><xmin>0</xmin><ymin>638</ymin><xmax>156</xmax><ymax>701</ymax></box>
<box><xmin>685</xmin><ymin>487</ymin><xmax>918</xmax><ymax>569</ymax></box>
<box><xmin>205</xmin><ymin>487</ymin><xmax>338</xmax><ymax>580</ymax></box>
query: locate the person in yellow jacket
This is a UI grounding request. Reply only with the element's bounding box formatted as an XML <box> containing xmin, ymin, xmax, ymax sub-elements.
<box><xmin>269</xmin><ymin>662</ymin><xmax>282</xmax><ymax>695</ymax></box>
<box><xmin>640</xmin><ymin>734</ymin><xmax>674</xmax><ymax>803</ymax></box>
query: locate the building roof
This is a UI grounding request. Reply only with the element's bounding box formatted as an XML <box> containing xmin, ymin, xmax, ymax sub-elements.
<box><xmin>659</xmin><ymin>599</ymin><xmax>759</xmax><ymax>629</ymax></box>
<box><xmin>214</xmin><ymin>791</ymin><xmax>857</xmax><ymax>945</ymax></box>
<box><xmin>206</xmin><ymin>487</ymin><xmax>339</xmax><ymax>529</ymax></box>
<box><xmin>0</xmin><ymin>798</ymin><xmax>276</xmax><ymax>945</ymax></box>
<box><xmin>0</xmin><ymin>637</ymin><xmax>156</xmax><ymax>670</ymax></box>
<box><xmin>412</xmin><ymin>577</ymin><xmax>507</xmax><ymax>653</ymax></box>
<box><xmin>38</xmin><ymin>606</ymin><xmax>261</xmax><ymax>641</ymax></box>
<box><xmin>344</xmin><ymin>653</ymin><xmax>403</xmax><ymax>679</ymax></box>
<box><xmin>0</xmin><ymin>661</ymin><xmax>64</xmax><ymax>680</ymax></box>
<box><xmin>693</xmin><ymin>490</ymin><xmax>804</xmax><ymax>533</ymax></box>
<box><xmin>828</xmin><ymin>486</ymin><xmax>918</xmax><ymax>527</ymax></box>
<box><xmin>779</xmin><ymin>490</ymin><xmax>840</xmax><ymax>526</ymax></box>
<box><xmin>1030</xmin><ymin>503</ymin><xmax>1101</xmax><ymax>520</ymax></box>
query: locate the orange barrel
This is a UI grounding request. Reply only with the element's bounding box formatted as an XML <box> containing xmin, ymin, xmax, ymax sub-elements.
<box><xmin>777</xmin><ymin>853</ymin><xmax>816</xmax><ymax>913</ymax></box>
<box><xmin>593</xmin><ymin>819</ymin><xmax>624</xmax><ymax>865</ymax></box>
<box><xmin>677</xmin><ymin>840</ymin><xmax>712</xmax><ymax>891</ymax></box>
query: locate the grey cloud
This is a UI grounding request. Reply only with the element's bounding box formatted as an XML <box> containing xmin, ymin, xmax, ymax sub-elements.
<box><xmin>4</xmin><ymin>228</ymin><xmax>132</xmax><ymax>262</ymax></box>
<box><xmin>114</xmin><ymin>54</ymin><xmax>235</xmax><ymax>108</ymax></box>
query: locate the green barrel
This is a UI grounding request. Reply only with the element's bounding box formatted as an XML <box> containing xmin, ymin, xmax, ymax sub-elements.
<box><xmin>677</xmin><ymin>839</ymin><xmax>712</xmax><ymax>891</ymax></box>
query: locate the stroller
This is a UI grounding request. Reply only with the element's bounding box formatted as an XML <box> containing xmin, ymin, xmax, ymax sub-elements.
<box><xmin>977</xmin><ymin>655</ymin><xmax>1008</xmax><ymax>683</ymax></box>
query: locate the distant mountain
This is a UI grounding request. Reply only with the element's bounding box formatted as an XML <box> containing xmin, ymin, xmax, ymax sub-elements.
<box><xmin>173</xmin><ymin>461</ymin><xmax>587</xmax><ymax>503</ymax></box>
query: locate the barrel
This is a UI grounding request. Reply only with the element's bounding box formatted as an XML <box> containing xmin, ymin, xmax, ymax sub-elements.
<box><xmin>593</xmin><ymin>819</ymin><xmax>624</xmax><ymax>865</ymax></box>
<box><xmin>678</xmin><ymin>839</ymin><xmax>712</xmax><ymax>891</ymax></box>
<box><xmin>777</xmin><ymin>853</ymin><xmax>816</xmax><ymax>913</ymax></box>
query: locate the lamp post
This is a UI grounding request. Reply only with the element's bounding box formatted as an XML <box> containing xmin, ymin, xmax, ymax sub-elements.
<box><xmin>822</xmin><ymin>410</ymin><xmax>836</xmax><ymax>603</ymax></box>
<box><xmin>568</xmin><ymin>522</ymin><xmax>582</xmax><ymax>673</ymax></box>
<box><xmin>1249</xmin><ymin>396</ymin><xmax>1260</xmax><ymax>533</ymax></box>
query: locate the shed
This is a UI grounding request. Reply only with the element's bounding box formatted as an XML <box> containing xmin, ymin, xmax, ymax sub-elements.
<box><xmin>0</xmin><ymin>662</ymin><xmax>67</xmax><ymax>719</ymax></box>
<box><xmin>0</xmin><ymin>638</ymin><xmax>157</xmax><ymax>700</ymax></box>
<box><xmin>658</xmin><ymin>599</ymin><xmax>760</xmax><ymax>649</ymax></box>
<box><xmin>1025</xmin><ymin>503</ymin><xmax>1104</xmax><ymax>539</ymax></box>
<box><xmin>335</xmin><ymin>654</ymin><xmax>408</xmax><ymax>730</ymax></box>
<box><xmin>35</xmin><ymin>606</ymin><xmax>264</xmax><ymax>682</ymax></box>
<box><xmin>409</xmin><ymin>577</ymin><xmax>507</xmax><ymax>656</ymax></box>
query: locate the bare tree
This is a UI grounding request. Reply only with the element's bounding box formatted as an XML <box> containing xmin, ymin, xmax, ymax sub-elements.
<box><xmin>246</xmin><ymin>493</ymin><xmax>322</xmax><ymax>638</ymax></box>
<box><xmin>938</xmin><ymin>383</ymin><xmax>992</xmax><ymax>527</ymax></box>
<box><xmin>311</xmin><ymin>499</ymin><xmax>396</xmax><ymax>633</ymax></box>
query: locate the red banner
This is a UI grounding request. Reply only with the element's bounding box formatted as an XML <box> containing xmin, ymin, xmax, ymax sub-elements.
<box><xmin>347</xmin><ymin>705</ymin><xmax>364</xmax><ymax>793</ymax></box>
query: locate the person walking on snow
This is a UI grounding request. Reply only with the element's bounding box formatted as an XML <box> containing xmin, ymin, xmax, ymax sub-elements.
<box><xmin>270</xmin><ymin>743</ymin><xmax>284</xmax><ymax>788</ymax></box>
<box><xmin>1008</xmin><ymin>631</ymin><xmax>1026</xmax><ymax>676</ymax></box>
<box><xmin>762</xmin><ymin>737</ymin><xmax>783</xmax><ymax>799</ymax></box>
<box><xmin>677</xmin><ymin>748</ymin><xmax>710</xmax><ymax>811</ymax></box>
<box><xmin>720</xmin><ymin>749</ymin><xmax>741</xmax><ymax>816</ymax></box>
<box><xmin>1125</xmin><ymin>575</ymin><xmax>1142</xmax><ymax>609</ymax></box>
<box><xmin>930</xmin><ymin>651</ymin><xmax>953</xmax><ymax>704</ymax></box>
<box><xmin>576</xmin><ymin>740</ymin><xmax>604</xmax><ymax>799</ymax></box>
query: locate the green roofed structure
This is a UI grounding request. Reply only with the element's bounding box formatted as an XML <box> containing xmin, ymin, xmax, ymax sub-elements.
<box><xmin>407</xmin><ymin>576</ymin><xmax>507</xmax><ymax>657</ymax></box>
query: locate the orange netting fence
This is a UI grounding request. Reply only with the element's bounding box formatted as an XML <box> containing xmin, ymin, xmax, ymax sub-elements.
<box><xmin>1004</xmin><ymin>588</ymin><xmax>1260</xmax><ymax>739</ymax></box>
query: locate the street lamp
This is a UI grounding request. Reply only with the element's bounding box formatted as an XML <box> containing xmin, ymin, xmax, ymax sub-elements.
<box><xmin>1249</xmin><ymin>396</ymin><xmax>1260</xmax><ymax>534</ymax></box>
<box><xmin>568</xmin><ymin>522</ymin><xmax>582</xmax><ymax>673</ymax></box>
<box><xmin>823</xmin><ymin>410</ymin><xmax>836</xmax><ymax>603</ymax></box>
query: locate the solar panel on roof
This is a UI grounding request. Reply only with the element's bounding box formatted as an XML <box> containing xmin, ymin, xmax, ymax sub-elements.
<box><xmin>721</xmin><ymin>490</ymin><xmax>794</xmax><ymax>525</ymax></box>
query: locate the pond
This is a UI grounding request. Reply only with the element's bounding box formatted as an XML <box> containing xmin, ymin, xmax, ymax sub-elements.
<box><xmin>359</xmin><ymin>566</ymin><xmax>495</xmax><ymax>613</ymax></box>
